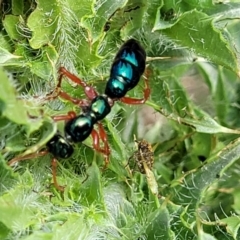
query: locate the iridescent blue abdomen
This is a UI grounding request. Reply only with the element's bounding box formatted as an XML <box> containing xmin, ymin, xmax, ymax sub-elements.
<box><xmin>105</xmin><ymin>39</ymin><xmax>146</xmax><ymax>99</ymax></box>
<box><xmin>105</xmin><ymin>76</ymin><xmax>128</xmax><ymax>98</ymax></box>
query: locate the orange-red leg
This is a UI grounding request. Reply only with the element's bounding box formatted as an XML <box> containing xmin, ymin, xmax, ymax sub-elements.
<box><xmin>57</xmin><ymin>91</ymin><xmax>89</xmax><ymax>107</ymax></box>
<box><xmin>8</xmin><ymin>150</ymin><xmax>66</xmax><ymax>192</ymax></box>
<box><xmin>41</xmin><ymin>67</ymin><xmax>98</xmax><ymax>106</ymax></box>
<box><xmin>8</xmin><ymin>151</ymin><xmax>48</xmax><ymax>166</ymax></box>
<box><xmin>59</xmin><ymin>67</ymin><xmax>98</xmax><ymax>100</ymax></box>
<box><xmin>52</xmin><ymin>111</ymin><xmax>77</xmax><ymax>122</ymax></box>
<box><xmin>51</xmin><ymin>158</ymin><xmax>64</xmax><ymax>192</ymax></box>
<box><xmin>8</xmin><ymin>151</ymin><xmax>64</xmax><ymax>192</ymax></box>
<box><xmin>90</xmin><ymin>125</ymin><xmax>110</xmax><ymax>168</ymax></box>
<box><xmin>97</xmin><ymin>122</ymin><xmax>110</xmax><ymax>167</ymax></box>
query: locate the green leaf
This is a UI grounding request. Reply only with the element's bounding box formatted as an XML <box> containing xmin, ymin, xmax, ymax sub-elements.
<box><xmin>120</xmin><ymin>0</ymin><xmax>147</xmax><ymax>38</ymax></box>
<box><xmin>0</xmin><ymin>68</ymin><xmax>43</xmax><ymax>133</ymax></box>
<box><xmin>82</xmin><ymin>0</ymin><xmax>128</xmax><ymax>41</ymax></box>
<box><xmin>52</xmin><ymin>214</ymin><xmax>91</xmax><ymax>239</ymax></box>
<box><xmin>175</xmin><ymin>107</ymin><xmax>240</xmax><ymax>134</ymax></box>
<box><xmin>169</xmin><ymin>137</ymin><xmax>240</xmax><ymax>217</ymax></box>
<box><xmin>0</xmin><ymin>33</ymin><xmax>12</xmax><ymax>52</ymax></box>
<box><xmin>145</xmin><ymin>207</ymin><xmax>172</xmax><ymax>239</ymax></box>
<box><xmin>206</xmin><ymin>2</ymin><xmax>240</xmax><ymax>20</ymax></box>
<box><xmin>153</xmin><ymin>10</ymin><xmax>238</xmax><ymax>73</ymax></box>
<box><xmin>0</xmin><ymin>172</ymin><xmax>36</xmax><ymax>231</ymax></box>
<box><xmin>0</xmin><ymin>222</ymin><xmax>10</xmax><ymax>239</ymax></box>
<box><xmin>80</xmin><ymin>162</ymin><xmax>104</xmax><ymax>205</ymax></box>
<box><xmin>183</xmin><ymin>0</ymin><xmax>213</xmax><ymax>8</ymax></box>
<box><xmin>198</xmin><ymin>230</ymin><xmax>218</xmax><ymax>240</ymax></box>
<box><xmin>24</xmin><ymin>232</ymin><xmax>52</xmax><ymax>240</ymax></box>
<box><xmin>27</xmin><ymin>0</ymin><xmax>59</xmax><ymax>49</ymax></box>
<box><xmin>0</xmin><ymin>47</ymin><xmax>22</xmax><ymax>64</ymax></box>
<box><xmin>220</xmin><ymin>216</ymin><xmax>240</xmax><ymax>239</ymax></box>
<box><xmin>0</xmin><ymin>156</ymin><xmax>17</xmax><ymax>193</ymax></box>
<box><xmin>148</xmin><ymin>68</ymin><xmax>240</xmax><ymax>134</ymax></box>
<box><xmin>197</xmin><ymin>63</ymin><xmax>240</xmax><ymax>127</ymax></box>
<box><xmin>12</xmin><ymin>0</ymin><xmax>24</xmax><ymax>15</ymax></box>
<box><xmin>7</xmin><ymin>119</ymin><xmax>56</xmax><ymax>160</ymax></box>
<box><xmin>2</xmin><ymin>15</ymin><xmax>23</xmax><ymax>40</ymax></box>
<box><xmin>30</xmin><ymin>45</ymin><xmax>59</xmax><ymax>80</ymax></box>
<box><xmin>106</xmin><ymin>116</ymin><xmax>129</xmax><ymax>178</ymax></box>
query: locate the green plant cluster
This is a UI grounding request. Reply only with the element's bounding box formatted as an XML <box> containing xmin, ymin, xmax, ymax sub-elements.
<box><xmin>1</xmin><ymin>0</ymin><xmax>240</xmax><ymax>239</ymax></box>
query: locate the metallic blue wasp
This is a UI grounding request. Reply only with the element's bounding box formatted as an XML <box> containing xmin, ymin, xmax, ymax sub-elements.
<box><xmin>9</xmin><ymin>39</ymin><xmax>150</xmax><ymax>191</ymax></box>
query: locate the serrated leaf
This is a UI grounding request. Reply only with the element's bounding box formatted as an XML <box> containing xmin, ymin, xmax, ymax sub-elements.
<box><xmin>169</xmin><ymin>137</ymin><xmax>240</xmax><ymax>217</ymax></box>
<box><xmin>153</xmin><ymin>5</ymin><xmax>177</xmax><ymax>30</ymax></box>
<box><xmin>67</xmin><ymin>0</ymin><xmax>93</xmax><ymax>17</ymax></box>
<box><xmin>0</xmin><ymin>68</ymin><xmax>43</xmax><ymax>133</ymax></box>
<box><xmin>148</xmin><ymin>64</ymin><xmax>240</xmax><ymax>134</ymax></box>
<box><xmin>153</xmin><ymin>10</ymin><xmax>238</xmax><ymax>73</ymax></box>
<box><xmin>120</xmin><ymin>0</ymin><xmax>146</xmax><ymax>38</ymax></box>
<box><xmin>27</xmin><ymin>0</ymin><xmax>59</xmax><ymax>49</ymax></box>
<box><xmin>82</xmin><ymin>0</ymin><xmax>128</xmax><ymax>41</ymax></box>
<box><xmin>177</xmin><ymin>107</ymin><xmax>240</xmax><ymax>134</ymax></box>
<box><xmin>2</xmin><ymin>1</ymin><xmax>240</xmax><ymax>239</ymax></box>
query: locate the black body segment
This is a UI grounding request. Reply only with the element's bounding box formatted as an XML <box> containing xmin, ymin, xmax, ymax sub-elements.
<box><xmin>64</xmin><ymin>114</ymin><xmax>94</xmax><ymax>142</ymax></box>
<box><xmin>46</xmin><ymin>134</ymin><xmax>74</xmax><ymax>159</ymax></box>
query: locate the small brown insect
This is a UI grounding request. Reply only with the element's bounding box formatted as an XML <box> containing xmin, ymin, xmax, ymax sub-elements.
<box><xmin>132</xmin><ymin>139</ymin><xmax>158</xmax><ymax>195</ymax></box>
<box><xmin>133</xmin><ymin>140</ymin><xmax>154</xmax><ymax>173</ymax></box>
